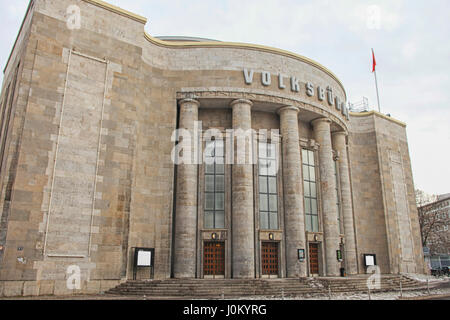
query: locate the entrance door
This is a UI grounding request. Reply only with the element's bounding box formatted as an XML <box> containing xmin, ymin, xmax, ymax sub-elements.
<box><xmin>309</xmin><ymin>243</ymin><xmax>319</xmax><ymax>275</ymax></box>
<box><xmin>204</xmin><ymin>241</ymin><xmax>225</xmax><ymax>276</ymax></box>
<box><xmin>261</xmin><ymin>242</ymin><xmax>279</xmax><ymax>275</ymax></box>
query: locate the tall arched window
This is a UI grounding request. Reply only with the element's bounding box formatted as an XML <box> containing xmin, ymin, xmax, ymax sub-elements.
<box><xmin>302</xmin><ymin>149</ymin><xmax>319</xmax><ymax>232</ymax></box>
<box><xmin>204</xmin><ymin>139</ymin><xmax>225</xmax><ymax>229</ymax></box>
<box><xmin>259</xmin><ymin>142</ymin><xmax>278</xmax><ymax>230</ymax></box>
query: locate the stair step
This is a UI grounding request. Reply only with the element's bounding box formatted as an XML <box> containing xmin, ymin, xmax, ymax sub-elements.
<box><xmin>106</xmin><ymin>276</ymin><xmax>426</xmax><ymax>297</ymax></box>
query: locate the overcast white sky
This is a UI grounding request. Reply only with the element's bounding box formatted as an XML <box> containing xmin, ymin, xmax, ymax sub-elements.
<box><xmin>0</xmin><ymin>0</ymin><xmax>449</xmax><ymax>196</ymax></box>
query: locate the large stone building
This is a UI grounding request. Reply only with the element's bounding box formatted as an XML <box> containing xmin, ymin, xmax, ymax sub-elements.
<box><xmin>0</xmin><ymin>0</ymin><xmax>426</xmax><ymax>296</ymax></box>
<box><xmin>419</xmin><ymin>194</ymin><xmax>450</xmax><ymax>270</ymax></box>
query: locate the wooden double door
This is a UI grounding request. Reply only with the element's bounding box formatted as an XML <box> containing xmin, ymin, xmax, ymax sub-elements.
<box><xmin>261</xmin><ymin>242</ymin><xmax>279</xmax><ymax>275</ymax></box>
<box><xmin>203</xmin><ymin>241</ymin><xmax>225</xmax><ymax>276</ymax></box>
<box><xmin>309</xmin><ymin>243</ymin><xmax>320</xmax><ymax>275</ymax></box>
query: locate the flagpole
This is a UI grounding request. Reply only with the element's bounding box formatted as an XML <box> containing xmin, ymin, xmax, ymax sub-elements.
<box><xmin>372</xmin><ymin>48</ymin><xmax>381</xmax><ymax>113</ymax></box>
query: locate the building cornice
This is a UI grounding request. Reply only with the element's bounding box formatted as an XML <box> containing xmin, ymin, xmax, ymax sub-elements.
<box><xmin>5</xmin><ymin>0</ymin><xmax>347</xmax><ymax>102</ymax></box>
<box><xmin>83</xmin><ymin>0</ymin><xmax>147</xmax><ymax>24</ymax></box>
<box><xmin>349</xmin><ymin>111</ymin><xmax>406</xmax><ymax>128</ymax></box>
<box><xmin>144</xmin><ymin>33</ymin><xmax>347</xmax><ymax>100</ymax></box>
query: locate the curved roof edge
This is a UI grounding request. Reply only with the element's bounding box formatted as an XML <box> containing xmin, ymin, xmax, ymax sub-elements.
<box><xmin>156</xmin><ymin>36</ymin><xmax>221</xmax><ymax>43</ymax></box>
<box><xmin>75</xmin><ymin>1</ymin><xmax>348</xmax><ymax>100</ymax></box>
<box><xmin>350</xmin><ymin>111</ymin><xmax>406</xmax><ymax>127</ymax></box>
<box><xmin>144</xmin><ymin>33</ymin><xmax>347</xmax><ymax>100</ymax></box>
<box><xmin>84</xmin><ymin>0</ymin><xmax>147</xmax><ymax>24</ymax></box>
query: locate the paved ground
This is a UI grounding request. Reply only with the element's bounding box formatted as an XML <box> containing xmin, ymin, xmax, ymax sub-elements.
<box><xmin>2</xmin><ymin>288</ymin><xmax>450</xmax><ymax>300</ymax></box>
<box><xmin>1</xmin><ymin>276</ymin><xmax>449</xmax><ymax>300</ymax></box>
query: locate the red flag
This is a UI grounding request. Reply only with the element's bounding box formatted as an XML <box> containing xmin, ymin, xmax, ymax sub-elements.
<box><xmin>372</xmin><ymin>48</ymin><xmax>376</xmax><ymax>72</ymax></box>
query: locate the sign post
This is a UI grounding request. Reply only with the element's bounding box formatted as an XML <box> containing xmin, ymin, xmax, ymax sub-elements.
<box><xmin>133</xmin><ymin>247</ymin><xmax>155</xmax><ymax>280</ymax></box>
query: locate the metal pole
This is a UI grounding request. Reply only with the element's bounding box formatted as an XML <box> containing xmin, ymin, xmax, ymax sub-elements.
<box><xmin>374</xmin><ymin>69</ymin><xmax>381</xmax><ymax>113</ymax></box>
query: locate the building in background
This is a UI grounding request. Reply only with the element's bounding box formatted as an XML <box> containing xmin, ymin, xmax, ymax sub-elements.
<box><xmin>419</xmin><ymin>194</ymin><xmax>450</xmax><ymax>272</ymax></box>
<box><xmin>0</xmin><ymin>0</ymin><xmax>426</xmax><ymax>297</ymax></box>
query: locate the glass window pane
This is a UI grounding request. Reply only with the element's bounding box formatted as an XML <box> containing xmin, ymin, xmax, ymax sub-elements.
<box><xmin>267</xmin><ymin>144</ymin><xmax>276</xmax><ymax>159</ymax></box>
<box><xmin>268</xmin><ymin>177</ymin><xmax>277</xmax><ymax>194</ymax></box>
<box><xmin>259</xmin><ymin>143</ymin><xmax>267</xmax><ymax>158</ymax></box>
<box><xmin>309</xmin><ymin>166</ymin><xmax>316</xmax><ymax>181</ymax></box>
<box><xmin>259</xmin><ymin>160</ymin><xmax>268</xmax><ymax>176</ymax></box>
<box><xmin>269</xmin><ymin>195</ymin><xmax>278</xmax><ymax>212</ymax></box>
<box><xmin>216</xmin><ymin>175</ymin><xmax>224</xmax><ymax>192</ymax></box>
<box><xmin>308</xmin><ymin>150</ymin><xmax>315</xmax><ymax>165</ymax></box>
<box><xmin>215</xmin><ymin>193</ymin><xmax>224</xmax><ymax>210</ymax></box>
<box><xmin>205</xmin><ymin>164</ymin><xmax>215</xmax><ymax>174</ymax></box>
<box><xmin>302</xmin><ymin>149</ymin><xmax>308</xmax><ymax>164</ymax></box>
<box><xmin>215</xmin><ymin>140</ymin><xmax>224</xmax><ymax>157</ymax></box>
<box><xmin>312</xmin><ymin>215</ymin><xmax>319</xmax><ymax>232</ymax></box>
<box><xmin>304</xmin><ymin>181</ymin><xmax>310</xmax><ymax>197</ymax></box>
<box><xmin>205</xmin><ymin>142</ymin><xmax>215</xmax><ymax>158</ymax></box>
<box><xmin>215</xmin><ymin>211</ymin><xmax>225</xmax><ymax>229</ymax></box>
<box><xmin>215</xmin><ymin>155</ymin><xmax>224</xmax><ymax>165</ymax></box>
<box><xmin>267</xmin><ymin>159</ymin><xmax>277</xmax><ymax>176</ymax></box>
<box><xmin>205</xmin><ymin>193</ymin><xmax>214</xmax><ymax>210</ymax></box>
<box><xmin>259</xmin><ymin>176</ymin><xmax>268</xmax><ymax>193</ymax></box>
<box><xmin>205</xmin><ymin>175</ymin><xmax>215</xmax><ymax>192</ymax></box>
<box><xmin>259</xmin><ymin>194</ymin><xmax>268</xmax><ymax>211</ymax></box>
<box><xmin>311</xmin><ymin>182</ymin><xmax>317</xmax><ymax>198</ymax></box>
<box><xmin>204</xmin><ymin>211</ymin><xmax>214</xmax><ymax>229</ymax></box>
<box><xmin>306</xmin><ymin>214</ymin><xmax>312</xmax><ymax>232</ymax></box>
<box><xmin>269</xmin><ymin>212</ymin><xmax>278</xmax><ymax>229</ymax></box>
<box><xmin>303</xmin><ymin>165</ymin><xmax>310</xmax><ymax>180</ymax></box>
<box><xmin>311</xmin><ymin>199</ymin><xmax>317</xmax><ymax>215</ymax></box>
<box><xmin>305</xmin><ymin>199</ymin><xmax>311</xmax><ymax>214</ymax></box>
<box><xmin>260</xmin><ymin>212</ymin><xmax>269</xmax><ymax>229</ymax></box>
<box><xmin>216</xmin><ymin>164</ymin><xmax>224</xmax><ymax>174</ymax></box>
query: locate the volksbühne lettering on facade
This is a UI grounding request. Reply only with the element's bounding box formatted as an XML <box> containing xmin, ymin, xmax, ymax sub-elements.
<box><xmin>243</xmin><ymin>68</ymin><xmax>349</xmax><ymax>120</ymax></box>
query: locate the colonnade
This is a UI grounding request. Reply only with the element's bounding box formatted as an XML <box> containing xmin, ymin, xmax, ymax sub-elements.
<box><xmin>173</xmin><ymin>99</ymin><xmax>357</xmax><ymax>278</ymax></box>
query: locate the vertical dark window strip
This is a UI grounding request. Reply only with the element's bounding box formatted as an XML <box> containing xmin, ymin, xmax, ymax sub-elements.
<box><xmin>0</xmin><ymin>67</ymin><xmax>19</xmax><ymax>174</ymax></box>
<box><xmin>0</xmin><ymin>85</ymin><xmax>11</xmax><ymax>162</ymax></box>
<box><xmin>334</xmin><ymin>160</ymin><xmax>342</xmax><ymax>234</ymax></box>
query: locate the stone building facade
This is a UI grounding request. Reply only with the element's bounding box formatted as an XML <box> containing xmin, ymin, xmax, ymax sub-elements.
<box><xmin>418</xmin><ymin>194</ymin><xmax>450</xmax><ymax>260</ymax></box>
<box><xmin>0</xmin><ymin>0</ymin><xmax>425</xmax><ymax>296</ymax></box>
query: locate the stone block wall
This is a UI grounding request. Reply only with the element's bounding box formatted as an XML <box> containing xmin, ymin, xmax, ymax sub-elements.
<box><xmin>348</xmin><ymin>112</ymin><xmax>425</xmax><ymax>274</ymax></box>
<box><xmin>0</xmin><ymin>0</ymin><xmax>425</xmax><ymax>296</ymax></box>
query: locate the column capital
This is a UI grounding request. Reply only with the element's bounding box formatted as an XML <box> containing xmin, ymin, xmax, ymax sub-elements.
<box><xmin>230</xmin><ymin>99</ymin><xmax>253</xmax><ymax>108</ymax></box>
<box><xmin>277</xmin><ymin>105</ymin><xmax>299</xmax><ymax>115</ymax></box>
<box><xmin>331</xmin><ymin>130</ymin><xmax>348</xmax><ymax>138</ymax></box>
<box><xmin>332</xmin><ymin>131</ymin><xmax>348</xmax><ymax>150</ymax></box>
<box><xmin>311</xmin><ymin>117</ymin><xmax>331</xmax><ymax>127</ymax></box>
<box><xmin>179</xmin><ymin>98</ymin><xmax>200</xmax><ymax>108</ymax></box>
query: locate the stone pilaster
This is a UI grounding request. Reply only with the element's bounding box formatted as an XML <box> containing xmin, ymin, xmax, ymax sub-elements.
<box><xmin>332</xmin><ymin>131</ymin><xmax>358</xmax><ymax>275</ymax></box>
<box><xmin>173</xmin><ymin>99</ymin><xmax>200</xmax><ymax>278</ymax></box>
<box><xmin>278</xmin><ymin>106</ymin><xmax>307</xmax><ymax>277</ymax></box>
<box><xmin>312</xmin><ymin>118</ymin><xmax>340</xmax><ymax>276</ymax></box>
<box><xmin>230</xmin><ymin>99</ymin><xmax>255</xmax><ymax>278</ymax></box>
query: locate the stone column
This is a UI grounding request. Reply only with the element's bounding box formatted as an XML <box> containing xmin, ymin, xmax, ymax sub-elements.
<box><xmin>312</xmin><ymin>118</ymin><xmax>340</xmax><ymax>276</ymax></box>
<box><xmin>173</xmin><ymin>99</ymin><xmax>200</xmax><ymax>278</ymax></box>
<box><xmin>279</xmin><ymin>106</ymin><xmax>307</xmax><ymax>277</ymax></box>
<box><xmin>230</xmin><ymin>99</ymin><xmax>255</xmax><ymax>278</ymax></box>
<box><xmin>332</xmin><ymin>131</ymin><xmax>358</xmax><ymax>275</ymax></box>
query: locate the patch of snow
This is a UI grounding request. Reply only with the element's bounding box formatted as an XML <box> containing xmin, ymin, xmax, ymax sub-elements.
<box><xmin>403</xmin><ymin>273</ymin><xmax>450</xmax><ymax>283</ymax></box>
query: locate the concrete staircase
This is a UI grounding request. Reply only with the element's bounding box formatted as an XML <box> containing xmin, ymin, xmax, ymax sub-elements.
<box><xmin>106</xmin><ymin>274</ymin><xmax>427</xmax><ymax>298</ymax></box>
<box><xmin>316</xmin><ymin>274</ymin><xmax>424</xmax><ymax>294</ymax></box>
